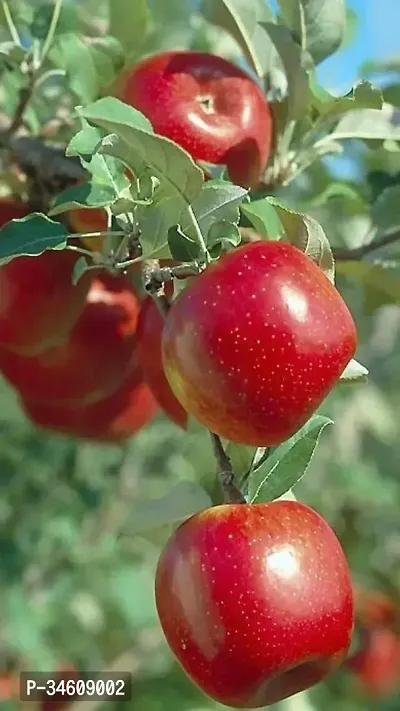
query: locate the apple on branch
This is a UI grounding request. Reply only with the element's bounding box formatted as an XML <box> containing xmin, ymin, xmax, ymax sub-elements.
<box><xmin>0</xmin><ymin>199</ymin><xmax>90</xmax><ymax>355</ymax></box>
<box><xmin>118</xmin><ymin>51</ymin><xmax>273</xmax><ymax>188</ymax></box>
<box><xmin>162</xmin><ymin>240</ymin><xmax>357</xmax><ymax>446</ymax></box>
<box><xmin>155</xmin><ymin>500</ymin><xmax>354</xmax><ymax>708</ymax></box>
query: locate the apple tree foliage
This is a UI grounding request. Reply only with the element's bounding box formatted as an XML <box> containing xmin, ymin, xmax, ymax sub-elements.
<box><xmin>0</xmin><ymin>0</ymin><xmax>399</xmax><ymax>709</ymax></box>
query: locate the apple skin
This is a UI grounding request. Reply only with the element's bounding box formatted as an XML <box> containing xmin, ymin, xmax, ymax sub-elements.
<box><xmin>0</xmin><ymin>200</ymin><xmax>90</xmax><ymax>355</ymax></box>
<box><xmin>136</xmin><ymin>296</ymin><xmax>188</xmax><ymax>428</ymax></box>
<box><xmin>354</xmin><ymin>587</ymin><xmax>398</xmax><ymax>628</ymax></box>
<box><xmin>155</xmin><ymin>500</ymin><xmax>354</xmax><ymax>708</ymax></box>
<box><xmin>346</xmin><ymin>587</ymin><xmax>400</xmax><ymax>698</ymax></box>
<box><xmin>21</xmin><ymin>366</ymin><xmax>158</xmax><ymax>442</ymax></box>
<box><xmin>0</xmin><ymin>674</ymin><xmax>18</xmax><ymax>702</ymax></box>
<box><xmin>162</xmin><ymin>240</ymin><xmax>357</xmax><ymax>446</ymax></box>
<box><xmin>118</xmin><ymin>51</ymin><xmax>272</xmax><ymax>188</ymax></box>
<box><xmin>0</xmin><ymin>272</ymin><xmax>141</xmax><ymax>404</ymax></box>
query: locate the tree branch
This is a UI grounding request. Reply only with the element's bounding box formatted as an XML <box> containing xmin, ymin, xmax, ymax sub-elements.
<box><xmin>333</xmin><ymin>231</ymin><xmax>400</xmax><ymax>261</ymax></box>
<box><xmin>7</xmin><ymin>135</ymin><xmax>85</xmax><ymax>182</ymax></box>
<box><xmin>4</xmin><ymin>66</ymin><xmax>36</xmax><ymax>139</ymax></box>
<box><xmin>209</xmin><ymin>433</ymin><xmax>246</xmax><ymax>504</ymax></box>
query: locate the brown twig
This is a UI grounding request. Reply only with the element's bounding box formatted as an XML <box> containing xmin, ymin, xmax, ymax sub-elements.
<box><xmin>140</xmin><ymin>258</ymin><xmax>204</xmax><ymax>300</ymax></box>
<box><xmin>333</xmin><ymin>231</ymin><xmax>400</xmax><ymax>261</ymax></box>
<box><xmin>209</xmin><ymin>433</ymin><xmax>246</xmax><ymax>504</ymax></box>
<box><xmin>4</xmin><ymin>67</ymin><xmax>35</xmax><ymax>139</ymax></box>
<box><xmin>141</xmin><ymin>258</ymin><xmax>165</xmax><ymax>295</ymax></box>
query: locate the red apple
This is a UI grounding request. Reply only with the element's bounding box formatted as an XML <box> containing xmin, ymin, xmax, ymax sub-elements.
<box><xmin>70</xmin><ymin>207</ymin><xmax>107</xmax><ymax>253</ymax></box>
<box><xmin>155</xmin><ymin>500</ymin><xmax>354</xmax><ymax>708</ymax></box>
<box><xmin>0</xmin><ymin>272</ymin><xmax>141</xmax><ymax>404</ymax></box>
<box><xmin>0</xmin><ymin>674</ymin><xmax>18</xmax><ymax>701</ymax></box>
<box><xmin>136</xmin><ymin>296</ymin><xmax>188</xmax><ymax>428</ymax></box>
<box><xmin>0</xmin><ymin>200</ymin><xmax>90</xmax><ymax>355</ymax></box>
<box><xmin>22</xmin><ymin>367</ymin><xmax>158</xmax><ymax>442</ymax></box>
<box><xmin>162</xmin><ymin>240</ymin><xmax>357</xmax><ymax>446</ymax></box>
<box><xmin>354</xmin><ymin>587</ymin><xmax>398</xmax><ymax>629</ymax></box>
<box><xmin>345</xmin><ymin>587</ymin><xmax>400</xmax><ymax>698</ymax></box>
<box><xmin>347</xmin><ymin>626</ymin><xmax>400</xmax><ymax>698</ymax></box>
<box><xmin>118</xmin><ymin>51</ymin><xmax>272</xmax><ymax>188</ymax></box>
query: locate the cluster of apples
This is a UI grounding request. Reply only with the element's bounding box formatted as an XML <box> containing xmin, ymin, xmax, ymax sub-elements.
<box><xmin>0</xmin><ymin>50</ymin><xmax>361</xmax><ymax>707</ymax></box>
<box><xmin>117</xmin><ymin>52</ymin><xmax>358</xmax><ymax>707</ymax></box>
<box><xmin>0</xmin><ymin>199</ymin><xmax>187</xmax><ymax>442</ymax></box>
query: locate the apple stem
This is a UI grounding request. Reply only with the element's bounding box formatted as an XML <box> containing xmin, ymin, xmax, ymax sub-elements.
<box><xmin>141</xmin><ymin>259</ymin><xmax>171</xmax><ymax>318</ymax></box>
<box><xmin>209</xmin><ymin>432</ymin><xmax>246</xmax><ymax>504</ymax></box>
<box><xmin>142</xmin><ymin>259</ymin><xmax>163</xmax><ymax>292</ymax></box>
<box><xmin>154</xmin><ymin>293</ymin><xmax>170</xmax><ymax>319</ymax></box>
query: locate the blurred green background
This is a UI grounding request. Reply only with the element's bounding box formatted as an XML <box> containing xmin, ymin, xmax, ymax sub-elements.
<box><xmin>1</xmin><ymin>0</ymin><xmax>400</xmax><ymax>710</ymax></box>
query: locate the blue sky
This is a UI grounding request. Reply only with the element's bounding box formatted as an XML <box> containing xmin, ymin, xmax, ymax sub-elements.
<box><xmin>318</xmin><ymin>0</ymin><xmax>399</xmax><ymax>90</ymax></box>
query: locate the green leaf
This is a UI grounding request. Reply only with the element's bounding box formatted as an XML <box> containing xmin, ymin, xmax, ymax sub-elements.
<box><xmin>89</xmin><ymin>36</ymin><xmax>126</xmax><ymax>73</ymax></box>
<box><xmin>67</xmin><ymin>116</ymin><xmax>132</xmax><ymax>193</ymax></box>
<box><xmin>202</xmin><ymin>0</ymin><xmax>276</xmax><ymax>79</ymax></box>
<box><xmin>135</xmin><ymin>173</ymin><xmax>160</xmax><ymax>204</ymax></box>
<box><xmin>248</xmin><ymin>415</ymin><xmax>333</xmax><ymax>503</ymax></box>
<box><xmin>136</xmin><ymin>203</ymin><xmax>177</xmax><ymax>259</ymax></box>
<box><xmin>241</xmin><ymin>197</ymin><xmax>282</xmax><ymax>239</ymax></box>
<box><xmin>330</xmin><ymin>107</ymin><xmax>400</xmax><ymax>142</ymax></box>
<box><xmin>72</xmin><ymin>256</ymin><xmax>93</xmax><ymax>286</ymax></box>
<box><xmin>109</xmin><ymin>0</ymin><xmax>149</xmax><ymax>63</ymax></box>
<box><xmin>311</xmin><ymin>79</ymin><xmax>383</xmax><ymax>119</ymax></box>
<box><xmin>273</xmin><ymin>201</ymin><xmax>335</xmax><ymax>279</ymax></box>
<box><xmin>49</xmin><ymin>33</ymin><xmax>100</xmax><ymax>102</ymax></box>
<box><xmin>0</xmin><ymin>214</ymin><xmax>68</xmax><ymax>262</ymax></box>
<box><xmin>280</xmin><ymin>210</ymin><xmax>335</xmax><ymax>282</ymax></box>
<box><xmin>371</xmin><ymin>185</ymin><xmax>400</xmax><ymax>234</ymax></box>
<box><xmin>339</xmin><ymin>358</ymin><xmax>369</xmax><ymax>384</ymax></box>
<box><xmin>244</xmin><ymin>197</ymin><xmax>335</xmax><ymax>282</ymax></box>
<box><xmin>0</xmin><ymin>41</ymin><xmax>26</xmax><ymax>65</ymax></box>
<box><xmin>383</xmin><ymin>83</ymin><xmax>400</xmax><ymax>109</ymax></box>
<box><xmin>31</xmin><ymin>0</ymin><xmax>79</xmax><ymax>38</ymax></box>
<box><xmin>352</xmin><ymin>80</ymin><xmax>383</xmax><ymax>111</ymax></box>
<box><xmin>124</xmin><ymin>482</ymin><xmax>213</xmax><ymax>534</ymax></box>
<box><xmin>0</xmin><ymin>61</ymin><xmax>29</xmax><ymax>116</ymax></box>
<box><xmin>181</xmin><ymin>181</ymin><xmax>248</xmax><ymax>240</ymax></box>
<box><xmin>207</xmin><ymin>220</ymin><xmax>241</xmax><ymax>256</ymax></box>
<box><xmin>168</xmin><ymin>225</ymin><xmax>199</xmax><ymax>262</ymax></box>
<box><xmin>66</xmin><ymin>119</ymin><xmax>104</xmax><ymax>158</ymax></box>
<box><xmin>78</xmin><ymin>99</ymin><xmax>203</xmax><ymax>218</ymax></box>
<box><xmin>77</xmin><ymin>97</ymin><xmax>153</xmax><ymax>143</ymax></box>
<box><xmin>50</xmin><ymin>180</ymin><xmax>121</xmax><ymax>216</ymax></box>
<box><xmin>225</xmin><ymin>442</ymin><xmax>257</xmax><ymax>481</ymax></box>
<box><xmin>78</xmin><ymin>94</ymin><xmax>153</xmax><ymax>134</ymax></box>
<box><xmin>260</xmin><ymin>22</ymin><xmax>309</xmax><ymax>120</ymax></box>
<box><xmin>88</xmin><ymin>45</ymin><xmax>119</xmax><ymax>89</ymax></box>
<box><xmin>278</xmin><ymin>0</ymin><xmax>346</xmax><ymax>64</ymax></box>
